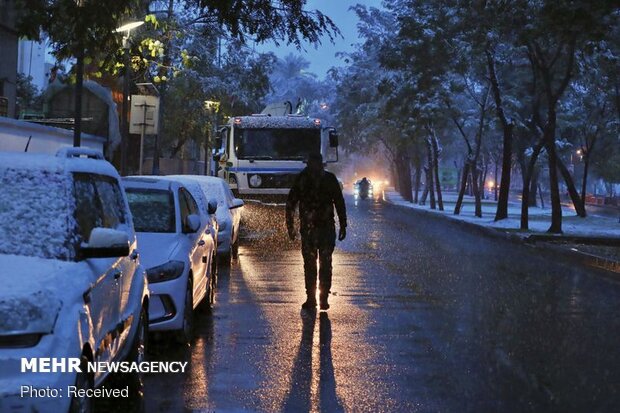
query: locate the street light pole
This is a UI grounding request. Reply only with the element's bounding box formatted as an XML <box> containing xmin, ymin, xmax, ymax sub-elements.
<box><xmin>203</xmin><ymin>100</ymin><xmax>220</xmax><ymax>176</ymax></box>
<box><xmin>116</xmin><ymin>20</ymin><xmax>144</xmax><ymax>176</ymax></box>
<box><xmin>121</xmin><ymin>40</ymin><xmax>130</xmax><ymax>175</ymax></box>
<box><xmin>74</xmin><ymin>44</ymin><xmax>84</xmax><ymax>147</ymax></box>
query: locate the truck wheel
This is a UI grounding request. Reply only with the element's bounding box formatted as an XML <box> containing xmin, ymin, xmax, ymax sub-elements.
<box><xmin>69</xmin><ymin>356</ymin><xmax>94</xmax><ymax>413</ymax></box>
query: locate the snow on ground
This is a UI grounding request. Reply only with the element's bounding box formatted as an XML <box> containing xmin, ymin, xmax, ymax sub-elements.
<box><xmin>384</xmin><ymin>190</ymin><xmax>619</xmax><ymax>238</ymax></box>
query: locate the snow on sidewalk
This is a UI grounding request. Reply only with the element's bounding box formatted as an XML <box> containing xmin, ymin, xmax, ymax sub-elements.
<box><xmin>384</xmin><ymin>190</ymin><xmax>619</xmax><ymax>239</ymax></box>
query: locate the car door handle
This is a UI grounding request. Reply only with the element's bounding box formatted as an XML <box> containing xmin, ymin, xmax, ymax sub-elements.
<box><xmin>198</xmin><ymin>240</ymin><xmax>206</xmax><ymax>246</ymax></box>
<box><xmin>130</xmin><ymin>250</ymin><xmax>139</xmax><ymax>261</ymax></box>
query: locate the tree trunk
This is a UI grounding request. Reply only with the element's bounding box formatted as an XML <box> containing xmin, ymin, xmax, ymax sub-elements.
<box><xmin>430</xmin><ymin>135</ymin><xmax>444</xmax><ymax>211</ymax></box>
<box><xmin>472</xmin><ymin>165</ymin><xmax>482</xmax><ymax>217</ymax></box>
<box><xmin>556</xmin><ymin>157</ymin><xmax>586</xmax><ymax>217</ymax></box>
<box><xmin>420</xmin><ymin>167</ymin><xmax>429</xmax><ymax>206</ymax></box>
<box><xmin>545</xmin><ymin>118</ymin><xmax>563</xmax><ymax>233</ymax></box>
<box><xmin>397</xmin><ymin>153</ymin><xmax>413</xmax><ymax>202</ymax></box>
<box><xmin>487</xmin><ymin>49</ymin><xmax>513</xmax><ymax>221</ymax></box>
<box><xmin>480</xmin><ymin>156</ymin><xmax>488</xmax><ymax>200</ymax></box>
<box><xmin>581</xmin><ymin>155</ymin><xmax>590</xmax><ymax>212</ymax></box>
<box><xmin>494</xmin><ymin>159</ymin><xmax>498</xmax><ymax>201</ymax></box>
<box><xmin>520</xmin><ymin>143</ymin><xmax>543</xmax><ymax>230</ymax></box>
<box><xmin>427</xmin><ymin>165</ymin><xmax>436</xmax><ymax>210</ymax></box>
<box><xmin>414</xmin><ymin>162</ymin><xmax>421</xmax><ymax>204</ymax></box>
<box><xmin>529</xmin><ymin>166</ymin><xmax>539</xmax><ymax>207</ymax></box>
<box><xmin>454</xmin><ymin>162</ymin><xmax>470</xmax><ymax>215</ymax></box>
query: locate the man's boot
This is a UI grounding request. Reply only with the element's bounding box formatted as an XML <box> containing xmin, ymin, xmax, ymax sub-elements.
<box><xmin>319</xmin><ymin>292</ymin><xmax>329</xmax><ymax>310</ymax></box>
<box><xmin>302</xmin><ymin>293</ymin><xmax>317</xmax><ymax>310</ymax></box>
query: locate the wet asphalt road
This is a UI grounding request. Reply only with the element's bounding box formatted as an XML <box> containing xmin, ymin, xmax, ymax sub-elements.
<box><xmin>138</xmin><ymin>194</ymin><xmax>620</xmax><ymax>412</ymax></box>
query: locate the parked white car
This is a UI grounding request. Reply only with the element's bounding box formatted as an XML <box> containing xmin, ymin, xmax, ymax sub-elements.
<box><xmin>122</xmin><ymin>177</ymin><xmax>216</xmax><ymax>343</ymax></box>
<box><xmin>0</xmin><ymin>148</ymin><xmax>149</xmax><ymax>413</ymax></box>
<box><xmin>168</xmin><ymin>175</ymin><xmax>244</xmax><ymax>264</ymax></box>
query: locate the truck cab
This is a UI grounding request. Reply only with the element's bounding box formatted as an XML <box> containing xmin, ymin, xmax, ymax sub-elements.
<box><xmin>212</xmin><ymin>114</ymin><xmax>339</xmax><ymax>201</ymax></box>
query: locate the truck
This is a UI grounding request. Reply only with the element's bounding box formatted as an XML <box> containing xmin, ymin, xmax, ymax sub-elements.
<box><xmin>212</xmin><ymin>111</ymin><xmax>339</xmax><ymax>202</ymax></box>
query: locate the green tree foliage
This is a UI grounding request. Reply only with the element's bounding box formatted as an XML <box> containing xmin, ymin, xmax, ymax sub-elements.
<box><xmin>336</xmin><ymin>0</ymin><xmax>619</xmax><ymax>232</ymax></box>
<box><xmin>15</xmin><ymin>73</ymin><xmax>44</xmax><ymax>116</ymax></box>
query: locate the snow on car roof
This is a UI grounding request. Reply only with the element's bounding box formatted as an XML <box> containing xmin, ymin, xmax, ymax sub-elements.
<box><xmin>0</xmin><ymin>149</ymin><xmax>120</xmax><ymax>178</ymax></box>
<box><xmin>0</xmin><ymin>150</ymin><xmax>121</xmax><ymax>260</ymax></box>
<box><xmin>123</xmin><ymin>176</ymin><xmax>176</xmax><ymax>190</ymax></box>
<box><xmin>233</xmin><ymin>115</ymin><xmax>322</xmax><ymax>129</ymax></box>
<box><xmin>167</xmin><ymin>175</ymin><xmax>229</xmax><ymax>207</ymax></box>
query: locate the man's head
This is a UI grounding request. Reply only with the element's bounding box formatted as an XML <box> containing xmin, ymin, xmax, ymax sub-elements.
<box><xmin>307</xmin><ymin>153</ymin><xmax>324</xmax><ymax>175</ymax></box>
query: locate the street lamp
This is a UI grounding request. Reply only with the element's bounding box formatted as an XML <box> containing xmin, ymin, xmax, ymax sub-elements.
<box><xmin>204</xmin><ymin>100</ymin><xmax>220</xmax><ymax>176</ymax></box>
<box><xmin>116</xmin><ymin>20</ymin><xmax>144</xmax><ymax>176</ymax></box>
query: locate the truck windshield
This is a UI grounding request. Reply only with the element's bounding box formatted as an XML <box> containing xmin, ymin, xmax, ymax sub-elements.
<box><xmin>234</xmin><ymin>128</ymin><xmax>320</xmax><ymax>160</ymax></box>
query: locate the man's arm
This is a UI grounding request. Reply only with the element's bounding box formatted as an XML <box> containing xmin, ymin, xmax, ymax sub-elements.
<box><xmin>332</xmin><ymin>175</ymin><xmax>347</xmax><ymax>228</ymax></box>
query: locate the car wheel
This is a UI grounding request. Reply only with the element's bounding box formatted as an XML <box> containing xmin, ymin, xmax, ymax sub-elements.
<box><xmin>218</xmin><ymin>249</ymin><xmax>231</xmax><ymax>267</ymax></box>
<box><xmin>231</xmin><ymin>235</ymin><xmax>239</xmax><ymax>260</ymax></box>
<box><xmin>199</xmin><ymin>258</ymin><xmax>216</xmax><ymax>313</ymax></box>
<box><xmin>176</xmin><ymin>281</ymin><xmax>194</xmax><ymax>344</ymax></box>
<box><xmin>69</xmin><ymin>356</ymin><xmax>94</xmax><ymax>413</ymax></box>
<box><xmin>125</xmin><ymin>307</ymin><xmax>147</xmax><ymax>404</ymax></box>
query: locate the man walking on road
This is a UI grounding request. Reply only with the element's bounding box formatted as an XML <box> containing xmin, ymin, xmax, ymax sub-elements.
<box><xmin>286</xmin><ymin>153</ymin><xmax>347</xmax><ymax>311</ymax></box>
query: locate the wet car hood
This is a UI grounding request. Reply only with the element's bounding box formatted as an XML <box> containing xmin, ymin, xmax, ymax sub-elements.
<box><xmin>136</xmin><ymin>232</ymin><xmax>183</xmax><ymax>270</ymax></box>
<box><xmin>0</xmin><ymin>254</ymin><xmax>87</xmax><ymax>334</ymax></box>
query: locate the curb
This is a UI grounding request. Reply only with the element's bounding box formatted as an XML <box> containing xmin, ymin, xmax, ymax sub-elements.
<box><xmin>383</xmin><ymin>191</ymin><xmax>620</xmax><ymax>277</ymax></box>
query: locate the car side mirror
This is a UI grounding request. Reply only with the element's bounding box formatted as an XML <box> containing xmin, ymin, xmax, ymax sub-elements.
<box><xmin>80</xmin><ymin>228</ymin><xmax>130</xmax><ymax>259</ymax></box>
<box><xmin>329</xmin><ymin>130</ymin><xmax>339</xmax><ymax>148</ymax></box>
<box><xmin>208</xmin><ymin>199</ymin><xmax>218</xmax><ymax>215</ymax></box>
<box><xmin>185</xmin><ymin>214</ymin><xmax>201</xmax><ymax>233</ymax></box>
<box><xmin>230</xmin><ymin>198</ymin><xmax>244</xmax><ymax>209</ymax></box>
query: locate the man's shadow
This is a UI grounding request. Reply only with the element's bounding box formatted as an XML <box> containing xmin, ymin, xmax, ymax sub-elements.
<box><xmin>282</xmin><ymin>310</ymin><xmax>316</xmax><ymax>412</ymax></box>
<box><xmin>282</xmin><ymin>311</ymin><xmax>343</xmax><ymax>413</ymax></box>
<box><xmin>319</xmin><ymin>312</ymin><xmax>344</xmax><ymax>413</ymax></box>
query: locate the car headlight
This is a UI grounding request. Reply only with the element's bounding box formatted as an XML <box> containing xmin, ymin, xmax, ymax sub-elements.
<box><xmin>146</xmin><ymin>261</ymin><xmax>185</xmax><ymax>283</ymax></box>
<box><xmin>0</xmin><ymin>292</ymin><xmax>61</xmax><ymax>348</ymax></box>
<box><xmin>249</xmin><ymin>174</ymin><xmax>262</xmax><ymax>187</ymax></box>
<box><xmin>0</xmin><ymin>333</ymin><xmax>43</xmax><ymax>348</ymax></box>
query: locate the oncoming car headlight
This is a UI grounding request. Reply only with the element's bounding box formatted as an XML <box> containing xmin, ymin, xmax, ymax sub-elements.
<box><xmin>146</xmin><ymin>261</ymin><xmax>185</xmax><ymax>283</ymax></box>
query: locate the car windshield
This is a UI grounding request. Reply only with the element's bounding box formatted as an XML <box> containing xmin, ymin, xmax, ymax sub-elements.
<box><xmin>0</xmin><ymin>168</ymin><xmax>75</xmax><ymax>259</ymax></box>
<box><xmin>234</xmin><ymin>128</ymin><xmax>320</xmax><ymax>160</ymax></box>
<box><xmin>126</xmin><ymin>188</ymin><xmax>176</xmax><ymax>233</ymax></box>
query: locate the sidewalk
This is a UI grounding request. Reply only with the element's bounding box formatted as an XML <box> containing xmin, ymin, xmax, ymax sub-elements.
<box><xmin>384</xmin><ymin>190</ymin><xmax>618</xmax><ymax>238</ymax></box>
<box><xmin>383</xmin><ymin>189</ymin><xmax>620</xmax><ymax>273</ymax></box>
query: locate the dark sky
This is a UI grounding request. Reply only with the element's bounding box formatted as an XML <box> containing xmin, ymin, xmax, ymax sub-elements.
<box><xmin>255</xmin><ymin>0</ymin><xmax>380</xmax><ymax>78</ymax></box>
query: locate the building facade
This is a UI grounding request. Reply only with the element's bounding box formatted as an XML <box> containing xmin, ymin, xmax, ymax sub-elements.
<box><xmin>0</xmin><ymin>0</ymin><xmax>17</xmax><ymax>118</ymax></box>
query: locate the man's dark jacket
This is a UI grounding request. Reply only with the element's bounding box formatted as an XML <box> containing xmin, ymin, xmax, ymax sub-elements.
<box><xmin>286</xmin><ymin>168</ymin><xmax>347</xmax><ymax>234</ymax></box>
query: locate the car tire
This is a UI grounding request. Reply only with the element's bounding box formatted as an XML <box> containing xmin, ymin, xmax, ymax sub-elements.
<box><xmin>124</xmin><ymin>307</ymin><xmax>147</xmax><ymax>406</ymax></box>
<box><xmin>176</xmin><ymin>280</ymin><xmax>194</xmax><ymax>344</ymax></box>
<box><xmin>231</xmin><ymin>235</ymin><xmax>239</xmax><ymax>260</ymax></box>
<box><xmin>199</xmin><ymin>256</ymin><xmax>216</xmax><ymax>313</ymax></box>
<box><xmin>69</xmin><ymin>356</ymin><xmax>94</xmax><ymax>413</ymax></box>
<box><xmin>219</xmin><ymin>250</ymin><xmax>231</xmax><ymax>267</ymax></box>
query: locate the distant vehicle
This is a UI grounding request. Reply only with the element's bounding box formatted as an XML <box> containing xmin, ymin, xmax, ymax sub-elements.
<box><xmin>0</xmin><ymin>148</ymin><xmax>149</xmax><ymax>413</ymax></box>
<box><xmin>123</xmin><ymin>177</ymin><xmax>216</xmax><ymax>343</ymax></box>
<box><xmin>169</xmin><ymin>175</ymin><xmax>244</xmax><ymax>264</ymax></box>
<box><xmin>212</xmin><ymin>108</ymin><xmax>339</xmax><ymax>202</ymax></box>
<box><xmin>354</xmin><ymin>178</ymin><xmax>373</xmax><ymax>200</ymax></box>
